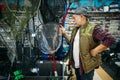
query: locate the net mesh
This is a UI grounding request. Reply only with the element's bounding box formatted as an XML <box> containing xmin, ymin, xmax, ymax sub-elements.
<box><xmin>40</xmin><ymin>22</ymin><xmax>62</xmax><ymax>54</ymax></box>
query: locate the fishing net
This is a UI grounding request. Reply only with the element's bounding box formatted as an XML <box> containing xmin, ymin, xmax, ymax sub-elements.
<box><xmin>2</xmin><ymin>0</ymin><xmax>40</xmax><ymax>40</ymax></box>
<box><xmin>40</xmin><ymin>22</ymin><xmax>62</xmax><ymax>54</ymax></box>
<box><xmin>0</xmin><ymin>0</ymin><xmax>41</xmax><ymax>63</ymax></box>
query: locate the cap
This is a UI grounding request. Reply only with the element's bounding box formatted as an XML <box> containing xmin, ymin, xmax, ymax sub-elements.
<box><xmin>72</xmin><ymin>7</ymin><xmax>88</xmax><ymax>16</ymax></box>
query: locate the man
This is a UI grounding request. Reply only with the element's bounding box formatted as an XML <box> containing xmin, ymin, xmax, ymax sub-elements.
<box><xmin>60</xmin><ymin>8</ymin><xmax>115</xmax><ymax>80</ymax></box>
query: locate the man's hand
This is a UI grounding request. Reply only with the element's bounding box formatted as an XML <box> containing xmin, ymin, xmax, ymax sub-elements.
<box><xmin>59</xmin><ymin>24</ymin><xmax>66</xmax><ymax>35</ymax></box>
<box><xmin>90</xmin><ymin>44</ymin><xmax>108</xmax><ymax>57</ymax></box>
<box><xmin>90</xmin><ymin>49</ymin><xmax>99</xmax><ymax>57</ymax></box>
<box><xmin>58</xmin><ymin>24</ymin><xmax>70</xmax><ymax>42</ymax></box>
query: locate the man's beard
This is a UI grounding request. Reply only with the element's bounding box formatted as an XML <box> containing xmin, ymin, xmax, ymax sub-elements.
<box><xmin>74</xmin><ymin>24</ymin><xmax>80</xmax><ymax>27</ymax></box>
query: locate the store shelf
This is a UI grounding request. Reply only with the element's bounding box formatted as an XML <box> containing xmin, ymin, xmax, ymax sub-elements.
<box><xmin>88</xmin><ymin>11</ymin><xmax>120</xmax><ymax>16</ymax></box>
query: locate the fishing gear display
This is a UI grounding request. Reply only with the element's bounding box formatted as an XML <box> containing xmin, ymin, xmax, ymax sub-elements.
<box><xmin>1</xmin><ymin>0</ymin><xmax>120</xmax><ymax>80</ymax></box>
<box><xmin>0</xmin><ymin>0</ymin><xmax>73</xmax><ymax>80</ymax></box>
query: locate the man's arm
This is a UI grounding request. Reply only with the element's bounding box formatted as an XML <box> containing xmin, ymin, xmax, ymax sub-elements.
<box><xmin>91</xmin><ymin>44</ymin><xmax>108</xmax><ymax>57</ymax></box>
<box><xmin>91</xmin><ymin>25</ymin><xmax>116</xmax><ymax>57</ymax></box>
<box><xmin>59</xmin><ymin>25</ymin><xmax>71</xmax><ymax>42</ymax></box>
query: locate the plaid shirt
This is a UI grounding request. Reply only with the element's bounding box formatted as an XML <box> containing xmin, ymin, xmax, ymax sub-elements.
<box><xmin>93</xmin><ymin>25</ymin><xmax>115</xmax><ymax>47</ymax></box>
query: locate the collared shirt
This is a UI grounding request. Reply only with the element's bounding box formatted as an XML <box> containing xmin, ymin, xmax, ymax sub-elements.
<box><xmin>93</xmin><ymin>25</ymin><xmax>115</xmax><ymax>47</ymax></box>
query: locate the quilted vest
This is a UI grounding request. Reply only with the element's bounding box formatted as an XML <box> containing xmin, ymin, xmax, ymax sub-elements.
<box><xmin>69</xmin><ymin>23</ymin><xmax>102</xmax><ymax>73</ymax></box>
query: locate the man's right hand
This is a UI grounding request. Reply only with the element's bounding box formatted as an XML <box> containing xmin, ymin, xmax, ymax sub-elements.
<box><xmin>59</xmin><ymin>24</ymin><xmax>66</xmax><ymax>35</ymax></box>
<box><xmin>58</xmin><ymin>24</ymin><xmax>71</xmax><ymax>42</ymax></box>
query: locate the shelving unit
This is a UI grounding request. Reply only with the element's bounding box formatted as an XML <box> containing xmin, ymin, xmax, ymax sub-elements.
<box><xmin>88</xmin><ymin>11</ymin><xmax>120</xmax><ymax>42</ymax></box>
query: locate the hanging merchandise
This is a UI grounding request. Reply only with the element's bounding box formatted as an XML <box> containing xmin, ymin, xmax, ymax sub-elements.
<box><xmin>40</xmin><ymin>0</ymin><xmax>66</xmax><ymax>23</ymax></box>
<box><xmin>38</xmin><ymin>22</ymin><xmax>62</xmax><ymax>79</ymax></box>
<box><xmin>40</xmin><ymin>32</ymin><xmax>50</xmax><ymax>54</ymax></box>
<box><xmin>40</xmin><ymin>22</ymin><xmax>62</xmax><ymax>54</ymax></box>
<box><xmin>0</xmin><ymin>1</ymin><xmax>43</xmax><ymax>79</ymax></box>
<box><xmin>0</xmin><ymin>0</ymin><xmax>41</xmax><ymax>63</ymax></box>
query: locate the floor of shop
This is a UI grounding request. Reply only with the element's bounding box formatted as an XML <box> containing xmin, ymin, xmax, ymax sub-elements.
<box><xmin>101</xmin><ymin>62</ymin><xmax>120</xmax><ymax>80</ymax></box>
<box><xmin>95</xmin><ymin>66</ymin><xmax>113</xmax><ymax>80</ymax></box>
<box><xmin>70</xmin><ymin>66</ymin><xmax>113</xmax><ymax>80</ymax></box>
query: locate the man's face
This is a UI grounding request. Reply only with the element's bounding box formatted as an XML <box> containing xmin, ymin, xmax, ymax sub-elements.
<box><xmin>72</xmin><ymin>14</ymin><xmax>82</xmax><ymax>27</ymax></box>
